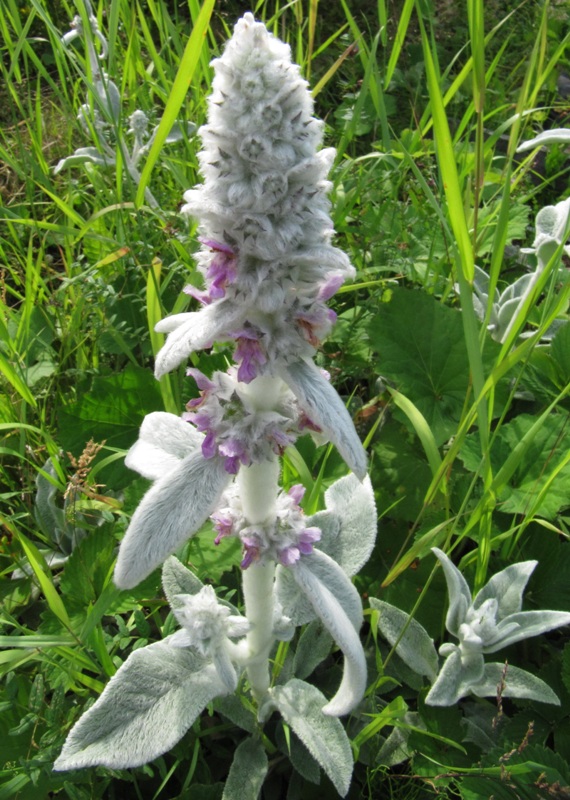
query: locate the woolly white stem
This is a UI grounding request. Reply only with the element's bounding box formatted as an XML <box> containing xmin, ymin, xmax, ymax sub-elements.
<box><xmin>237</xmin><ymin>375</ymin><xmax>283</xmax><ymax>702</ymax></box>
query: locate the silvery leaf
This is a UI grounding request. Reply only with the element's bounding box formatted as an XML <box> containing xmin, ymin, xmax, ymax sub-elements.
<box><xmin>54</xmin><ymin>640</ymin><xmax>228</xmax><ymax>770</ymax></box>
<box><xmin>304</xmin><ymin>510</ymin><xmax>340</xmax><ymax>559</ymax></box>
<box><xmin>271</xmin><ymin>679</ymin><xmax>353</xmax><ymax>797</ymax></box>
<box><xmin>483</xmin><ymin>609</ymin><xmax>570</xmax><ymax>652</ymax></box>
<box><xmin>500</xmin><ymin>273</ymin><xmax>535</xmax><ymax>304</ymax></box>
<box><xmin>34</xmin><ymin>459</ymin><xmax>66</xmax><ymax>542</ymax></box>
<box><xmin>432</xmin><ymin>548</ymin><xmax>471</xmax><ymax>637</ymax></box>
<box><xmin>517</xmin><ymin>129</ymin><xmax>570</xmax><ymax>151</ymax></box>
<box><xmin>276</xmin><ymin>549</ymin><xmax>363</xmax><ymax>628</ymax></box>
<box><xmin>535</xmin><ymin>197</ymin><xmax>570</xmax><ymax>245</ymax></box>
<box><xmin>114</xmin><ymin>452</ymin><xmax>230</xmax><ymax>589</ymax></box>
<box><xmin>154</xmin><ymin>303</ymin><xmax>246</xmax><ymax>378</ymax></box>
<box><xmin>320</xmin><ymin>474</ymin><xmax>377</xmax><ymax>576</ymax></box>
<box><xmin>125</xmin><ymin>412</ymin><xmax>204</xmax><ymax>480</ymax></box>
<box><xmin>496</xmin><ymin>295</ymin><xmax>524</xmax><ymax>333</ymax></box>
<box><xmin>162</xmin><ymin>556</ymin><xmax>204</xmax><ymax>609</ymax></box>
<box><xmin>275</xmin><ymin>724</ymin><xmax>321</xmax><ymax>784</ymax></box>
<box><xmin>164</xmin><ymin>121</ymin><xmax>198</xmax><ymax>144</ymax></box>
<box><xmin>425</xmin><ymin>648</ymin><xmax>485</xmax><ymax>706</ymax></box>
<box><xmin>222</xmin><ymin>736</ymin><xmax>268</xmax><ymax>800</ymax></box>
<box><xmin>95</xmin><ymin>78</ymin><xmax>121</xmax><ymax>121</ymax></box>
<box><xmin>54</xmin><ymin>147</ymin><xmax>114</xmax><ymax>174</ymax></box>
<box><xmin>370</xmin><ymin>598</ymin><xmax>438</xmax><ymax>681</ymax></box>
<box><xmin>472</xmin><ymin>560</ymin><xmax>537</xmax><ymax>618</ymax></box>
<box><xmin>279</xmin><ymin>359</ymin><xmax>367</xmax><ymax>480</ymax></box>
<box><xmin>471</xmin><ymin>662</ymin><xmax>560</xmax><ymax>705</ymax></box>
<box><xmin>290</xmin><ymin>554</ymin><xmax>366</xmax><ymax>716</ymax></box>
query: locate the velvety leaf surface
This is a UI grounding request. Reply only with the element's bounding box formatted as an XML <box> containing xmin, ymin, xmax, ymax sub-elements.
<box><xmin>54</xmin><ymin>641</ymin><xmax>228</xmax><ymax>770</ymax></box>
<box><xmin>271</xmin><ymin>679</ymin><xmax>353</xmax><ymax>797</ymax></box>
<box><xmin>221</xmin><ymin>737</ymin><xmax>268</xmax><ymax>800</ymax></box>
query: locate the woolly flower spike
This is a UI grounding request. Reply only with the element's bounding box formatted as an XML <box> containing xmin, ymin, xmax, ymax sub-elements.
<box><xmin>212</xmin><ymin>483</ymin><xmax>321</xmax><ymax>568</ymax></box>
<box><xmin>426</xmin><ymin>548</ymin><xmax>570</xmax><ymax>706</ymax></box>
<box><xmin>170</xmin><ymin>586</ymin><xmax>250</xmax><ymax>692</ymax></box>
<box><xmin>156</xmin><ymin>11</ymin><xmax>354</xmax><ymax>376</ymax></box>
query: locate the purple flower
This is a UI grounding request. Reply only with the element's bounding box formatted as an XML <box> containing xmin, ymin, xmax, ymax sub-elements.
<box><xmin>212</xmin><ymin>511</ymin><xmax>234</xmax><ymax>545</ymax></box>
<box><xmin>278</xmin><ymin>546</ymin><xmax>301</xmax><ymax>566</ymax></box>
<box><xmin>219</xmin><ymin>437</ymin><xmax>250</xmax><ymax>473</ymax></box>
<box><xmin>295</xmin><ymin>304</ymin><xmax>336</xmax><ymax>347</ymax></box>
<box><xmin>202</xmin><ymin>430</ymin><xmax>218</xmax><ymax>459</ymax></box>
<box><xmin>201</xmin><ymin>238</ymin><xmax>238</xmax><ymax>299</ymax></box>
<box><xmin>231</xmin><ymin>327</ymin><xmax>267</xmax><ymax>383</ymax></box>
<box><xmin>317</xmin><ymin>272</ymin><xmax>345</xmax><ymax>301</ymax></box>
<box><xmin>183</xmin><ymin>284</ymin><xmax>212</xmax><ymax>306</ymax></box>
<box><xmin>298</xmin><ymin>526</ymin><xmax>321</xmax><ymax>553</ymax></box>
<box><xmin>186</xmin><ymin>368</ymin><xmax>216</xmax><ymax>393</ymax></box>
<box><xmin>288</xmin><ymin>484</ymin><xmax>305</xmax><ymax>505</ymax></box>
<box><xmin>241</xmin><ymin>534</ymin><xmax>261</xmax><ymax>569</ymax></box>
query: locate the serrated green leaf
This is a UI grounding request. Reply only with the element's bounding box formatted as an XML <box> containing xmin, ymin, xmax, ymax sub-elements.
<box><xmin>459</xmin><ymin>412</ymin><xmax>570</xmax><ymax>518</ymax></box>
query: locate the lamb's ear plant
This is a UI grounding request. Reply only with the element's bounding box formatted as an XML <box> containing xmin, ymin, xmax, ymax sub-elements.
<box><xmin>55</xmin><ymin>0</ymin><xmax>195</xmax><ymax>208</ymax></box>
<box><xmin>54</xmin><ymin>14</ymin><xmax>376</xmax><ymax>796</ymax></box>
<box><xmin>375</xmin><ymin>548</ymin><xmax>570</xmax><ymax>708</ymax></box>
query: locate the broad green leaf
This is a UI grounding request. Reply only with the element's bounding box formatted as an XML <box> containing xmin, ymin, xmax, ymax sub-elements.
<box><xmin>54</xmin><ymin>640</ymin><xmax>228</xmax><ymax>770</ymax></box>
<box><xmin>367</xmin><ymin>288</ymin><xmax>498</xmax><ymax>444</ymax></box>
<box><xmin>459</xmin><ymin>412</ymin><xmax>570</xmax><ymax>518</ymax></box>
<box><xmin>271</xmin><ymin>679</ymin><xmax>353</xmax><ymax>797</ymax></box>
<box><xmin>57</xmin><ymin>364</ymin><xmax>163</xmax><ymax>486</ymax></box>
<box><xmin>222</xmin><ymin>737</ymin><xmax>268</xmax><ymax>800</ymax></box>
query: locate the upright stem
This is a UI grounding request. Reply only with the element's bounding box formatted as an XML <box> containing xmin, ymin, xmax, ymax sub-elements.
<box><xmin>237</xmin><ymin>376</ymin><xmax>283</xmax><ymax>704</ymax></box>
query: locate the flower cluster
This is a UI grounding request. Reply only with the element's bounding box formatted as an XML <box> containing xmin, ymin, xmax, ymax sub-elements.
<box><xmin>184</xmin><ymin>368</ymin><xmax>311</xmax><ymax>473</ymax></box>
<box><xmin>212</xmin><ymin>483</ymin><xmax>321</xmax><ymax>567</ymax></box>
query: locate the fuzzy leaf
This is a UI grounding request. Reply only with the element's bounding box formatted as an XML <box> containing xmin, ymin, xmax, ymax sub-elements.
<box><xmin>290</xmin><ymin>554</ymin><xmax>366</xmax><ymax>715</ymax></box>
<box><xmin>125</xmin><ymin>412</ymin><xmax>204</xmax><ymax>480</ymax></box>
<box><xmin>114</xmin><ymin>453</ymin><xmax>231</xmax><ymax>589</ymax></box>
<box><xmin>472</xmin><ymin>561</ymin><xmax>536</xmax><ymax>619</ymax></box>
<box><xmin>317</xmin><ymin>474</ymin><xmax>377</xmax><ymax>576</ymax></box>
<box><xmin>517</xmin><ymin>128</ymin><xmax>570</xmax><ymax>151</ymax></box>
<box><xmin>271</xmin><ymin>679</ymin><xmax>353</xmax><ymax>797</ymax></box>
<box><xmin>471</xmin><ymin>662</ymin><xmax>560</xmax><ymax>705</ymax></box>
<box><xmin>54</xmin><ymin>640</ymin><xmax>228</xmax><ymax>770</ymax></box>
<box><xmin>276</xmin><ymin>549</ymin><xmax>363</xmax><ymax>628</ymax></box>
<box><xmin>154</xmin><ymin>304</ymin><xmax>246</xmax><ymax>378</ymax></box>
<box><xmin>222</xmin><ymin>737</ymin><xmax>268</xmax><ymax>800</ymax></box>
<box><xmin>293</xmin><ymin>620</ymin><xmax>333</xmax><ymax>680</ymax></box>
<box><xmin>162</xmin><ymin>555</ymin><xmax>204</xmax><ymax>608</ymax></box>
<box><xmin>425</xmin><ymin>648</ymin><xmax>485</xmax><ymax>706</ymax></box>
<box><xmin>370</xmin><ymin>598</ymin><xmax>438</xmax><ymax>680</ymax></box>
<box><xmin>432</xmin><ymin>548</ymin><xmax>471</xmax><ymax>637</ymax></box>
<box><xmin>280</xmin><ymin>359</ymin><xmax>367</xmax><ymax>479</ymax></box>
<box><xmin>484</xmin><ymin>609</ymin><xmax>570</xmax><ymax>652</ymax></box>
